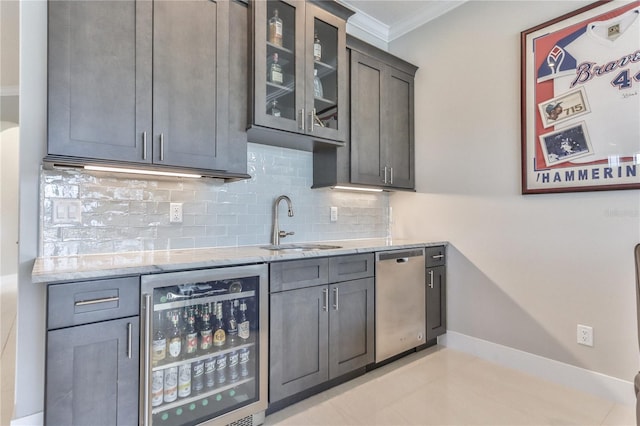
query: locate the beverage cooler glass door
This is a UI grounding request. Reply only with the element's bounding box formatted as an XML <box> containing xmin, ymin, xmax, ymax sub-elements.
<box><xmin>140</xmin><ymin>264</ymin><xmax>268</xmax><ymax>426</ymax></box>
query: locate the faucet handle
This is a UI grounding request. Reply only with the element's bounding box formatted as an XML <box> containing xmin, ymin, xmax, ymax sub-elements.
<box><xmin>278</xmin><ymin>230</ymin><xmax>295</xmax><ymax>239</ymax></box>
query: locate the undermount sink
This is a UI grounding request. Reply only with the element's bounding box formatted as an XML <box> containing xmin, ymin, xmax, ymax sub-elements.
<box><xmin>260</xmin><ymin>243</ymin><xmax>342</xmax><ymax>251</ymax></box>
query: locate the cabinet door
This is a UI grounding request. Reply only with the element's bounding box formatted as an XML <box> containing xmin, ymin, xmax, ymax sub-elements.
<box><xmin>153</xmin><ymin>0</ymin><xmax>229</xmax><ymax>170</ymax></box>
<box><xmin>426</xmin><ymin>266</ymin><xmax>447</xmax><ymax>340</ymax></box>
<box><xmin>384</xmin><ymin>67</ymin><xmax>415</xmax><ymax>189</ymax></box>
<box><xmin>252</xmin><ymin>0</ymin><xmax>306</xmax><ymax>134</ymax></box>
<box><xmin>329</xmin><ymin>278</ymin><xmax>374</xmax><ymax>379</ymax></box>
<box><xmin>46</xmin><ymin>317</ymin><xmax>139</xmax><ymax>426</ymax></box>
<box><xmin>48</xmin><ymin>0</ymin><xmax>152</xmax><ymax>162</ymax></box>
<box><xmin>304</xmin><ymin>2</ymin><xmax>348</xmax><ymax>142</ymax></box>
<box><xmin>350</xmin><ymin>50</ymin><xmax>386</xmax><ymax>186</ymax></box>
<box><xmin>270</xmin><ymin>286</ymin><xmax>329</xmax><ymax>402</ymax></box>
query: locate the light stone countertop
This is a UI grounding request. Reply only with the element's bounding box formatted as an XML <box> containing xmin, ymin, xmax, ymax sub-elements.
<box><xmin>32</xmin><ymin>238</ymin><xmax>447</xmax><ymax>284</ymax></box>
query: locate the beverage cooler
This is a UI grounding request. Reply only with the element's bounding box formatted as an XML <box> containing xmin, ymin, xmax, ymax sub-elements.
<box><xmin>140</xmin><ymin>264</ymin><xmax>268</xmax><ymax>426</ymax></box>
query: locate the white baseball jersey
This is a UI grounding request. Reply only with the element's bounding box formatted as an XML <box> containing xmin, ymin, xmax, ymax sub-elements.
<box><xmin>542</xmin><ymin>7</ymin><xmax>640</xmax><ymax>163</ymax></box>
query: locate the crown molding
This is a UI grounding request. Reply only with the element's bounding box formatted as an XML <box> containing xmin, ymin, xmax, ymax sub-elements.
<box><xmin>342</xmin><ymin>1</ymin><xmax>467</xmax><ymax>46</ymax></box>
<box><xmin>388</xmin><ymin>1</ymin><xmax>466</xmax><ymax>42</ymax></box>
<box><xmin>343</xmin><ymin>2</ymin><xmax>390</xmax><ymax>45</ymax></box>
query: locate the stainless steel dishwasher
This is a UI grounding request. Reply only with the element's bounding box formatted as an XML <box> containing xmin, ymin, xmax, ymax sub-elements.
<box><xmin>375</xmin><ymin>248</ymin><xmax>426</xmax><ymax>362</ymax></box>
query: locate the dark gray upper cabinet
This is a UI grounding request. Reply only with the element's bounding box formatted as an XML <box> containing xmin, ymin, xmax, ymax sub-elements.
<box><xmin>247</xmin><ymin>0</ymin><xmax>354</xmax><ymax>151</ymax></box>
<box><xmin>47</xmin><ymin>0</ymin><xmax>249</xmax><ymax>180</ymax></box>
<box><xmin>313</xmin><ymin>36</ymin><xmax>418</xmax><ymax>190</ymax></box>
<box><xmin>47</xmin><ymin>0</ymin><xmax>152</xmax><ymax>163</ymax></box>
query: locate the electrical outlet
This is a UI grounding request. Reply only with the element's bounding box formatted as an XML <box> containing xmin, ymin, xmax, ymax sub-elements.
<box><xmin>330</xmin><ymin>206</ymin><xmax>338</xmax><ymax>222</ymax></box>
<box><xmin>170</xmin><ymin>203</ymin><xmax>183</xmax><ymax>223</ymax></box>
<box><xmin>577</xmin><ymin>324</ymin><xmax>593</xmax><ymax>347</ymax></box>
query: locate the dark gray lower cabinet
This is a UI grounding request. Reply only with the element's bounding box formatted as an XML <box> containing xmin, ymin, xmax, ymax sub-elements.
<box><xmin>269</xmin><ymin>255</ymin><xmax>375</xmax><ymax>404</ymax></box>
<box><xmin>46</xmin><ymin>317</ymin><xmax>139</xmax><ymax>426</ymax></box>
<box><xmin>45</xmin><ymin>276</ymin><xmax>139</xmax><ymax>426</ymax></box>
<box><xmin>426</xmin><ymin>246</ymin><xmax>447</xmax><ymax>341</ymax></box>
<box><xmin>270</xmin><ymin>285</ymin><xmax>329</xmax><ymax>402</ymax></box>
<box><xmin>328</xmin><ymin>278</ymin><xmax>375</xmax><ymax>378</ymax></box>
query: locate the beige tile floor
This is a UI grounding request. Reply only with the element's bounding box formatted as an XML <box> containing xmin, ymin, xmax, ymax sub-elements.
<box><xmin>0</xmin><ymin>281</ymin><xmax>635</xmax><ymax>426</ymax></box>
<box><xmin>265</xmin><ymin>346</ymin><xmax>636</xmax><ymax>426</ymax></box>
<box><xmin>1</xmin><ymin>275</ymin><xmax>17</xmax><ymax>426</ymax></box>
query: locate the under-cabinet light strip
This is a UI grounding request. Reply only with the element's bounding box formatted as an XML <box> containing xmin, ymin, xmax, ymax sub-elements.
<box><xmin>84</xmin><ymin>165</ymin><xmax>202</xmax><ymax>179</ymax></box>
<box><xmin>332</xmin><ymin>185</ymin><xmax>384</xmax><ymax>193</ymax></box>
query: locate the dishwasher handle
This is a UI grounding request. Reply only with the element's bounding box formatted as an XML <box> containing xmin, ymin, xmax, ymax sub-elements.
<box><xmin>376</xmin><ymin>248</ymin><xmax>425</xmax><ymax>262</ymax></box>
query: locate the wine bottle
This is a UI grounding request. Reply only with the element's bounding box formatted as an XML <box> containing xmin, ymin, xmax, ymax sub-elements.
<box><xmin>268</xmin><ymin>9</ymin><xmax>283</xmax><ymax>47</ymax></box>
<box><xmin>238</xmin><ymin>300</ymin><xmax>250</xmax><ymax>341</ymax></box>
<box><xmin>152</xmin><ymin>311</ymin><xmax>166</xmax><ymax>366</ymax></box>
<box><xmin>166</xmin><ymin>311</ymin><xmax>182</xmax><ymax>361</ymax></box>
<box><xmin>213</xmin><ymin>302</ymin><xmax>226</xmax><ymax>347</ymax></box>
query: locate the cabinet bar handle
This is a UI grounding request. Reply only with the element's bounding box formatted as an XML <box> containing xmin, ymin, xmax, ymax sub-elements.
<box><xmin>383</xmin><ymin>166</ymin><xmax>388</xmax><ymax>184</ymax></box>
<box><xmin>299</xmin><ymin>109</ymin><xmax>305</xmax><ymax>130</ymax></box>
<box><xmin>322</xmin><ymin>288</ymin><xmax>328</xmax><ymax>311</ymax></box>
<box><xmin>142</xmin><ymin>294</ymin><xmax>152</xmax><ymax>426</ymax></box>
<box><xmin>142</xmin><ymin>132</ymin><xmax>148</xmax><ymax>160</ymax></box>
<box><xmin>428</xmin><ymin>270</ymin><xmax>434</xmax><ymax>289</ymax></box>
<box><xmin>127</xmin><ymin>322</ymin><xmax>132</xmax><ymax>359</ymax></box>
<box><xmin>389</xmin><ymin>167</ymin><xmax>394</xmax><ymax>184</ymax></box>
<box><xmin>333</xmin><ymin>287</ymin><xmax>339</xmax><ymax>311</ymax></box>
<box><xmin>159</xmin><ymin>133</ymin><xmax>164</xmax><ymax>161</ymax></box>
<box><xmin>74</xmin><ymin>296</ymin><xmax>119</xmax><ymax>307</ymax></box>
<box><xmin>431</xmin><ymin>254</ymin><xmax>444</xmax><ymax>259</ymax></box>
<box><xmin>308</xmin><ymin>109</ymin><xmax>315</xmax><ymax>132</ymax></box>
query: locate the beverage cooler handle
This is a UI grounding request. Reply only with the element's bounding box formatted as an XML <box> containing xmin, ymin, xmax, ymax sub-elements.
<box><xmin>141</xmin><ymin>293</ymin><xmax>152</xmax><ymax>426</ymax></box>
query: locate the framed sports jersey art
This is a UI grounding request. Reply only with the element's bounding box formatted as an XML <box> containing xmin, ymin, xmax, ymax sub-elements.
<box><xmin>521</xmin><ymin>0</ymin><xmax>640</xmax><ymax>194</ymax></box>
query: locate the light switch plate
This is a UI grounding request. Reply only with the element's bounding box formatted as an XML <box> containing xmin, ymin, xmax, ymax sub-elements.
<box><xmin>330</xmin><ymin>206</ymin><xmax>338</xmax><ymax>222</ymax></box>
<box><xmin>52</xmin><ymin>199</ymin><xmax>82</xmax><ymax>224</ymax></box>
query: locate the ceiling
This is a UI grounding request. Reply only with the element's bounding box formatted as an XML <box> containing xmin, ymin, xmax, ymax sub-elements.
<box><xmin>340</xmin><ymin>0</ymin><xmax>466</xmax><ymax>44</ymax></box>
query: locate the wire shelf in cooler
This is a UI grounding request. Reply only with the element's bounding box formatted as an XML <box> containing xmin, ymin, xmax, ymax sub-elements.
<box><xmin>153</xmin><ymin>289</ymin><xmax>256</xmax><ymax>312</ymax></box>
<box><xmin>152</xmin><ymin>340</ymin><xmax>256</xmax><ymax>372</ymax></box>
<box><xmin>152</xmin><ymin>377</ymin><xmax>255</xmax><ymax>415</ymax></box>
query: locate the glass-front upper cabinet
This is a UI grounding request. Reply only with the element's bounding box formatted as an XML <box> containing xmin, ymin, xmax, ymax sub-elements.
<box><xmin>249</xmin><ymin>0</ymin><xmax>352</xmax><ymax>147</ymax></box>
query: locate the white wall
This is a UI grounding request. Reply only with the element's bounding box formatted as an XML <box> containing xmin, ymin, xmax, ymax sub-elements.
<box><xmin>389</xmin><ymin>0</ymin><xmax>640</xmax><ymax>383</ymax></box>
<box><xmin>15</xmin><ymin>0</ymin><xmax>46</xmax><ymax>421</ymax></box>
<box><xmin>1</xmin><ymin>122</ymin><xmax>19</xmax><ymax>278</ymax></box>
<box><xmin>1</xmin><ymin>0</ymin><xmax>20</xmax><ymax>123</ymax></box>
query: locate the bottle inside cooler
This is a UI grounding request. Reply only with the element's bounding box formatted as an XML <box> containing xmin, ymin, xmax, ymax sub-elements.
<box><xmin>149</xmin><ymin>275</ymin><xmax>260</xmax><ymax>425</ymax></box>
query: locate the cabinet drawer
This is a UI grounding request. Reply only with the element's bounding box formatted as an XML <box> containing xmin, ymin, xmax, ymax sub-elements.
<box><xmin>425</xmin><ymin>246</ymin><xmax>446</xmax><ymax>267</ymax></box>
<box><xmin>328</xmin><ymin>253</ymin><xmax>374</xmax><ymax>283</ymax></box>
<box><xmin>270</xmin><ymin>258</ymin><xmax>329</xmax><ymax>293</ymax></box>
<box><xmin>47</xmin><ymin>276</ymin><xmax>140</xmax><ymax>330</ymax></box>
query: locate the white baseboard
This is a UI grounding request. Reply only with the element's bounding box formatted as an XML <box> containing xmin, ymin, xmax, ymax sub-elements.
<box><xmin>10</xmin><ymin>411</ymin><xmax>43</xmax><ymax>426</ymax></box>
<box><xmin>439</xmin><ymin>331</ymin><xmax>636</xmax><ymax>406</ymax></box>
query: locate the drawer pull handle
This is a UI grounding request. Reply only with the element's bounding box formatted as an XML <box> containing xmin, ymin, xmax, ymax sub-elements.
<box><xmin>74</xmin><ymin>296</ymin><xmax>120</xmax><ymax>306</ymax></box>
<box><xmin>142</xmin><ymin>131</ymin><xmax>148</xmax><ymax>160</ymax></box>
<box><xmin>431</xmin><ymin>254</ymin><xmax>444</xmax><ymax>259</ymax></box>
<box><xmin>127</xmin><ymin>322</ymin><xmax>132</xmax><ymax>359</ymax></box>
<box><xmin>322</xmin><ymin>289</ymin><xmax>328</xmax><ymax>311</ymax></box>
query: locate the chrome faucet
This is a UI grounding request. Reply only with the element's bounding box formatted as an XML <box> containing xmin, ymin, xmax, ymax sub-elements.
<box><xmin>271</xmin><ymin>195</ymin><xmax>294</xmax><ymax>246</ymax></box>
